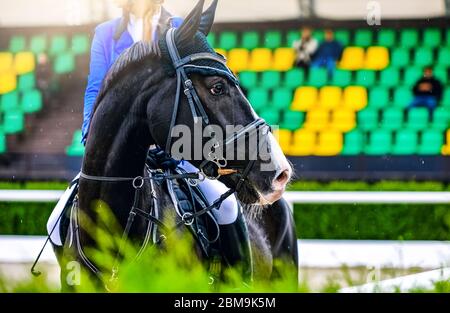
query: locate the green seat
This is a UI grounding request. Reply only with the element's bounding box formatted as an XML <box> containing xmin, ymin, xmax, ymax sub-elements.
<box><xmin>406</xmin><ymin>107</ymin><xmax>429</xmax><ymax>130</ymax></box>
<box><xmin>49</xmin><ymin>35</ymin><xmax>68</xmax><ymax>55</ymax></box>
<box><xmin>392</xmin><ymin>129</ymin><xmax>418</xmax><ymax>155</ymax></box>
<box><xmin>400</xmin><ymin>29</ymin><xmax>419</xmax><ymax>48</ymax></box>
<box><xmin>393</xmin><ymin>87</ymin><xmax>413</xmax><ymax>108</ymax></box>
<box><xmin>73</xmin><ymin>129</ymin><xmax>83</xmax><ymax>143</ymax></box>
<box><xmin>434</xmin><ymin>66</ymin><xmax>448</xmax><ymax>84</ymax></box>
<box><xmin>261</xmin><ymin>71</ymin><xmax>281</xmax><ymax>89</ymax></box>
<box><xmin>368</xmin><ymin>87</ymin><xmax>389</xmax><ymax>109</ymax></box>
<box><xmin>264</xmin><ymin>31</ymin><xmax>282</xmax><ymax>49</ymax></box>
<box><xmin>381</xmin><ymin>107</ymin><xmax>403</xmax><ymax>130</ymax></box>
<box><xmin>3</xmin><ymin>109</ymin><xmax>24</xmax><ymax>134</ymax></box>
<box><xmin>71</xmin><ymin>34</ymin><xmax>89</xmax><ymax>55</ymax></box>
<box><xmin>335</xmin><ymin>29</ymin><xmax>350</xmax><ymax>46</ymax></box>
<box><xmin>418</xmin><ymin>129</ymin><xmax>444</xmax><ymax>155</ymax></box>
<box><xmin>30</xmin><ymin>35</ymin><xmax>47</xmax><ymax>54</ymax></box>
<box><xmin>53</xmin><ymin>53</ymin><xmax>75</xmax><ymax>74</ymax></box>
<box><xmin>437</xmin><ymin>48</ymin><xmax>450</xmax><ymax>66</ymax></box>
<box><xmin>423</xmin><ymin>28</ymin><xmax>441</xmax><ymax>48</ymax></box>
<box><xmin>66</xmin><ymin>130</ymin><xmax>85</xmax><ymax>156</ymax></box>
<box><xmin>442</xmin><ymin>87</ymin><xmax>450</xmax><ymax>107</ymax></box>
<box><xmin>286</xmin><ymin>30</ymin><xmax>301</xmax><ymax>47</ymax></box>
<box><xmin>404</xmin><ymin>67</ymin><xmax>422</xmax><ymax>86</ymax></box>
<box><xmin>0</xmin><ymin>131</ymin><xmax>6</xmax><ymax>154</ymax></box>
<box><xmin>241</xmin><ymin>31</ymin><xmax>260</xmax><ymax>50</ymax></box>
<box><xmin>431</xmin><ymin>107</ymin><xmax>450</xmax><ymax>130</ymax></box>
<box><xmin>21</xmin><ymin>89</ymin><xmax>42</xmax><ymax>114</ymax></box>
<box><xmin>391</xmin><ymin>48</ymin><xmax>410</xmax><ymax>68</ymax></box>
<box><xmin>0</xmin><ymin>91</ymin><xmax>19</xmax><ymax>112</ymax></box>
<box><xmin>364</xmin><ymin>129</ymin><xmax>392</xmax><ymax>155</ymax></box>
<box><xmin>354</xmin><ymin>29</ymin><xmax>373</xmax><ymax>47</ymax></box>
<box><xmin>313</xmin><ymin>30</ymin><xmax>324</xmax><ymax>42</ymax></box>
<box><xmin>342</xmin><ymin>129</ymin><xmax>364</xmax><ymax>155</ymax></box>
<box><xmin>271</xmin><ymin>88</ymin><xmax>293</xmax><ymax>110</ymax></box>
<box><xmin>280</xmin><ymin>111</ymin><xmax>304</xmax><ymax>130</ymax></box>
<box><xmin>355</xmin><ymin>70</ymin><xmax>376</xmax><ymax>87</ymax></box>
<box><xmin>414</xmin><ymin>48</ymin><xmax>433</xmax><ymax>67</ymax></box>
<box><xmin>239</xmin><ymin>71</ymin><xmax>258</xmax><ymax>89</ymax></box>
<box><xmin>377</xmin><ymin>29</ymin><xmax>396</xmax><ymax>47</ymax></box>
<box><xmin>207</xmin><ymin>33</ymin><xmax>216</xmax><ymax>47</ymax></box>
<box><xmin>259</xmin><ymin>109</ymin><xmax>280</xmax><ymax>126</ymax></box>
<box><xmin>379</xmin><ymin>67</ymin><xmax>400</xmax><ymax>87</ymax></box>
<box><xmin>307</xmin><ymin>67</ymin><xmax>327</xmax><ymax>87</ymax></box>
<box><xmin>18</xmin><ymin>73</ymin><xmax>35</xmax><ymax>91</ymax></box>
<box><xmin>248</xmin><ymin>88</ymin><xmax>269</xmax><ymax>112</ymax></box>
<box><xmin>9</xmin><ymin>36</ymin><xmax>26</xmax><ymax>53</ymax></box>
<box><xmin>357</xmin><ymin>108</ymin><xmax>379</xmax><ymax>131</ymax></box>
<box><xmin>331</xmin><ymin>69</ymin><xmax>352</xmax><ymax>87</ymax></box>
<box><xmin>283</xmin><ymin>68</ymin><xmax>304</xmax><ymax>88</ymax></box>
<box><xmin>219</xmin><ymin>32</ymin><xmax>238</xmax><ymax>50</ymax></box>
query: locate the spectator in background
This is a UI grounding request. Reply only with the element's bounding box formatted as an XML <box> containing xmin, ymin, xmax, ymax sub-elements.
<box><xmin>292</xmin><ymin>27</ymin><xmax>318</xmax><ymax>70</ymax></box>
<box><xmin>35</xmin><ymin>53</ymin><xmax>55</xmax><ymax>104</ymax></box>
<box><xmin>408</xmin><ymin>67</ymin><xmax>443</xmax><ymax>115</ymax></box>
<box><xmin>311</xmin><ymin>29</ymin><xmax>343</xmax><ymax>75</ymax></box>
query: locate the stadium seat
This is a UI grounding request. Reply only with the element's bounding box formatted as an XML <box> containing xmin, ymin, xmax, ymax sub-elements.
<box><xmin>264</xmin><ymin>31</ymin><xmax>282</xmax><ymax>49</ymax></box>
<box><xmin>364</xmin><ymin>129</ymin><xmax>392</xmax><ymax>155</ymax></box>
<box><xmin>343</xmin><ymin>86</ymin><xmax>367</xmax><ymax>110</ymax></box>
<box><xmin>0</xmin><ymin>131</ymin><xmax>6</xmax><ymax>154</ymax></box>
<box><xmin>53</xmin><ymin>53</ymin><xmax>75</xmax><ymax>74</ymax></box>
<box><xmin>358</xmin><ymin>108</ymin><xmax>379</xmax><ymax>131</ymax></box>
<box><xmin>381</xmin><ymin>107</ymin><xmax>403</xmax><ymax>130</ymax></box>
<box><xmin>66</xmin><ymin>130</ymin><xmax>85</xmax><ymax>156</ymax></box>
<box><xmin>392</xmin><ymin>129</ymin><xmax>418</xmax><ymax>155</ymax></box>
<box><xmin>49</xmin><ymin>35</ymin><xmax>68</xmax><ymax>55</ymax></box>
<box><xmin>0</xmin><ymin>91</ymin><xmax>19</xmax><ymax>112</ymax></box>
<box><xmin>434</xmin><ymin>66</ymin><xmax>448</xmax><ymax>84</ymax></box>
<box><xmin>446</xmin><ymin>30</ymin><xmax>450</xmax><ymax>47</ymax></box>
<box><xmin>241</xmin><ymin>31</ymin><xmax>260</xmax><ymax>50</ymax></box>
<box><xmin>355</xmin><ymin>70</ymin><xmax>376</xmax><ymax>87</ymax></box>
<box><xmin>404</xmin><ymin>67</ymin><xmax>422</xmax><ymax>86</ymax></box>
<box><xmin>431</xmin><ymin>107</ymin><xmax>450</xmax><ymax>130</ymax></box>
<box><xmin>331</xmin><ymin>69</ymin><xmax>352</xmax><ymax>87</ymax></box>
<box><xmin>338</xmin><ymin>47</ymin><xmax>365</xmax><ymax>70</ymax></box>
<box><xmin>368</xmin><ymin>87</ymin><xmax>389</xmax><ymax>109</ymax></box>
<box><xmin>261</xmin><ymin>71</ymin><xmax>281</xmax><ymax>89</ymax></box>
<box><xmin>30</xmin><ymin>35</ymin><xmax>47</xmax><ymax>54</ymax></box>
<box><xmin>214</xmin><ymin>48</ymin><xmax>227</xmax><ymax>59</ymax></box>
<box><xmin>354</xmin><ymin>29</ymin><xmax>373</xmax><ymax>47</ymax></box>
<box><xmin>227</xmin><ymin>49</ymin><xmax>249</xmax><ymax>73</ymax></box>
<box><xmin>418</xmin><ymin>129</ymin><xmax>444</xmax><ymax>155</ymax></box>
<box><xmin>219</xmin><ymin>32</ymin><xmax>238</xmax><ymax>50</ymax></box>
<box><xmin>437</xmin><ymin>48</ymin><xmax>450</xmax><ymax>66</ymax></box>
<box><xmin>377</xmin><ymin>29</ymin><xmax>396</xmax><ymax>47</ymax></box>
<box><xmin>443</xmin><ymin>87</ymin><xmax>450</xmax><ymax>107</ymax></box>
<box><xmin>283</xmin><ymin>68</ymin><xmax>304</xmax><ymax>88</ymax></box>
<box><xmin>286</xmin><ymin>30</ymin><xmax>300</xmax><ymax>47</ymax></box>
<box><xmin>442</xmin><ymin>130</ymin><xmax>450</xmax><ymax>155</ymax></box>
<box><xmin>342</xmin><ymin>129</ymin><xmax>364</xmax><ymax>155</ymax></box>
<box><xmin>248</xmin><ymin>88</ymin><xmax>269</xmax><ymax>112</ymax></box>
<box><xmin>280</xmin><ymin>111</ymin><xmax>304</xmax><ymax>130</ymax></box>
<box><xmin>259</xmin><ymin>109</ymin><xmax>280</xmax><ymax>126</ymax></box>
<box><xmin>249</xmin><ymin>48</ymin><xmax>272</xmax><ymax>72</ymax></box>
<box><xmin>0</xmin><ymin>52</ymin><xmax>14</xmax><ymax>72</ymax></box>
<box><xmin>21</xmin><ymin>89</ymin><xmax>43</xmax><ymax>114</ymax></box>
<box><xmin>335</xmin><ymin>29</ymin><xmax>350</xmax><ymax>46</ymax></box>
<box><xmin>18</xmin><ymin>72</ymin><xmax>36</xmax><ymax>91</ymax></box>
<box><xmin>272</xmin><ymin>48</ymin><xmax>295</xmax><ymax>71</ymax></box>
<box><xmin>423</xmin><ymin>28</ymin><xmax>441</xmax><ymax>48</ymax></box>
<box><xmin>379</xmin><ymin>67</ymin><xmax>400</xmax><ymax>87</ymax></box>
<box><xmin>315</xmin><ymin>129</ymin><xmax>343</xmax><ymax>156</ymax></box>
<box><xmin>239</xmin><ymin>71</ymin><xmax>258</xmax><ymax>89</ymax></box>
<box><xmin>313</xmin><ymin>30</ymin><xmax>325</xmax><ymax>42</ymax></box>
<box><xmin>9</xmin><ymin>36</ymin><xmax>26</xmax><ymax>53</ymax></box>
<box><xmin>290</xmin><ymin>129</ymin><xmax>316</xmax><ymax>156</ymax></box>
<box><xmin>3</xmin><ymin>109</ymin><xmax>24</xmax><ymax>134</ymax></box>
<box><xmin>207</xmin><ymin>33</ymin><xmax>216</xmax><ymax>47</ymax></box>
<box><xmin>391</xmin><ymin>48</ymin><xmax>410</xmax><ymax>68</ymax></box>
<box><xmin>274</xmin><ymin>129</ymin><xmax>292</xmax><ymax>153</ymax></box>
<box><xmin>72</xmin><ymin>34</ymin><xmax>89</xmax><ymax>55</ymax></box>
<box><xmin>307</xmin><ymin>67</ymin><xmax>328</xmax><ymax>87</ymax></box>
<box><xmin>413</xmin><ymin>47</ymin><xmax>433</xmax><ymax>67</ymax></box>
<box><xmin>318</xmin><ymin>86</ymin><xmax>342</xmax><ymax>109</ymax></box>
<box><xmin>393</xmin><ymin>86</ymin><xmax>413</xmax><ymax>108</ymax></box>
<box><xmin>400</xmin><ymin>29</ymin><xmax>419</xmax><ymax>48</ymax></box>
<box><xmin>272</xmin><ymin>88</ymin><xmax>293</xmax><ymax>110</ymax></box>
<box><xmin>406</xmin><ymin>107</ymin><xmax>429</xmax><ymax>130</ymax></box>
<box><xmin>0</xmin><ymin>70</ymin><xmax>17</xmax><ymax>94</ymax></box>
<box><xmin>13</xmin><ymin>52</ymin><xmax>35</xmax><ymax>75</ymax></box>
<box><xmin>331</xmin><ymin>108</ymin><xmax>356</xmax><ymax>132</ymax></box>
<box><xmin>365</xmin><ymin>47</ymin><xmax>389</xmax><ymax>70</ymax></box>
<box><xmin>303</xmin><ymin>108</ymin><xmax>329</xmax><ymax>131</ymax></box>
<box><xmin>291</xmin><ymin>86</ymin><xmax>318</xmax><ymax>111</ymax></box>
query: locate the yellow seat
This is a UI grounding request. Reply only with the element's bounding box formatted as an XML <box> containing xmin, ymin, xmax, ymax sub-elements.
<box><xmin>365</xmin><ymin>46</ymin><xmax>389</xmax><ymax>70</ymax></box>
<box><xmin>14</xmin><ymin>52</ymin><xmax>35</xmax><ymax>75</ymax></box>
<box><xmin>343</xmin><ymin>86</ymin><xmax>367</xmax><ymax>111</ymax></box>
<box><xmin>318</xmin><ymin>86</ymin><xmax>342</xmax><ymax>109</ymax></box>
<box><xmin>291</xmin><ymin>87</ymin><xmax>318</xmax><ymax>112</ymax></box>
<box><xmin>338</xmin><ymin>47</ymin><xmax>365</xmax><ymax>70</ymax></box>
<box><xmin>441</xmin><ymin>130</ymin><xmax>450</xmax><ymax>155</ymax></box>
<box><xmin>227</xmin><ymin>48</ymin><xmax>249</xmax><ymax>73</ymax></box>
<box><xmin>248</xmin><ymin>48</ymin><xmax>272</xmax><ymax>72</ymax></box>
<box><xmin>274</xmin><ymin>129</ymin><xmax>292</xmax><ymax>154</ymax></box>
<box><xmin>0</xmin><ymin>52</ymin><xmax>13</xmax><ymax>73</ymax></box>
<box><xmin>331</xmin><ymin>108</ymin><xmax>356</xmax><ymax>132</ymax></box>
<box><xmin>0</xmin><ymin>70</ymin><xmax>17</xmax><ymax>94</ymax></box>
<box><xmin>315</xmin><ymin>130</ymin><xmax>343</xmax><ymax>156</ymax></box>
<box><xmin>303</xmin><ymin>108</ymin><xmax>330</xmax><ymax>131</ymax></box>
<box><xmin>215</xmin><ymin>48</ymin><xmax>227</xmax><ymax>60</ymax></box>
<box><xmin>289</xmin><ymin>129</ymin><xmax>316</xmax><ymax>156</ymax></box>
<box><xmin>272</xmin><ymin>48</ymin><xmax>295</xmax><ymax>71</ymax></box>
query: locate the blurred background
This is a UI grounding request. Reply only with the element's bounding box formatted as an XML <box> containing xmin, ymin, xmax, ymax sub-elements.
<box><xmin>0</xmin><ymin>0</ymin><xmax>449</xmax><ymax>291</ymax></box>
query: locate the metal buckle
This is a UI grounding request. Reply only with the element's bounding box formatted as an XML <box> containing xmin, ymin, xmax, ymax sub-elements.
<box><xmin>182</xmin><ymin>212</ymin><xmax>194</xmax><ymax>226</ymax></box>
<box><xmin>132</xmin><ymin>176</ymin><xmax>145</xmax><ymax>189</ymax></box>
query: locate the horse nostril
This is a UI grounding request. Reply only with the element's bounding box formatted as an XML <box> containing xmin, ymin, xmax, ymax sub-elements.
<box><xmin>275</xmin><ymin>169</ymin><xmax>290</xmax><ymax>185</ymax></box>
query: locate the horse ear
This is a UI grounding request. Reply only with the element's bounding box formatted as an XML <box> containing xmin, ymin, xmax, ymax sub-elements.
<box><xmin>175</xmin><ymin>0</ymin><xmax>205</xmax><ymax>47</ymax></box>
<box><xmin>199</xmin><ymin>0</ymin><xmax>218</xmax><ymax>35</ymax></box>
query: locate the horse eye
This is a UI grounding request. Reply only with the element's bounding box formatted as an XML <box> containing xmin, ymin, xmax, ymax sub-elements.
<box><xmin>210</xmin><ymin>83</ymin><xmax>224</xmax><ymax>96</ymax></box>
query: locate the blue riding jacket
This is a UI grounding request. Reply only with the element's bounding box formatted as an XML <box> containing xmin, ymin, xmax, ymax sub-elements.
<box><xmin>81</xmin><ymin>13</ymin><xmax>183</xmax><ymax>143</ymax></box>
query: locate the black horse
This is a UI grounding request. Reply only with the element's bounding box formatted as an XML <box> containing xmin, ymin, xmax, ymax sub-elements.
<box><xmin>58</xmin><ymin>0</ymin><xmax>298</xmax><ymax>290</ymax></box>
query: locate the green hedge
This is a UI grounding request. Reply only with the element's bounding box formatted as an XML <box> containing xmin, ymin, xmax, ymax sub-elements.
<box><xmin>0</xmin><ymin>202</ymin><xmax>54</xmax><ymax>235</ymax></box>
